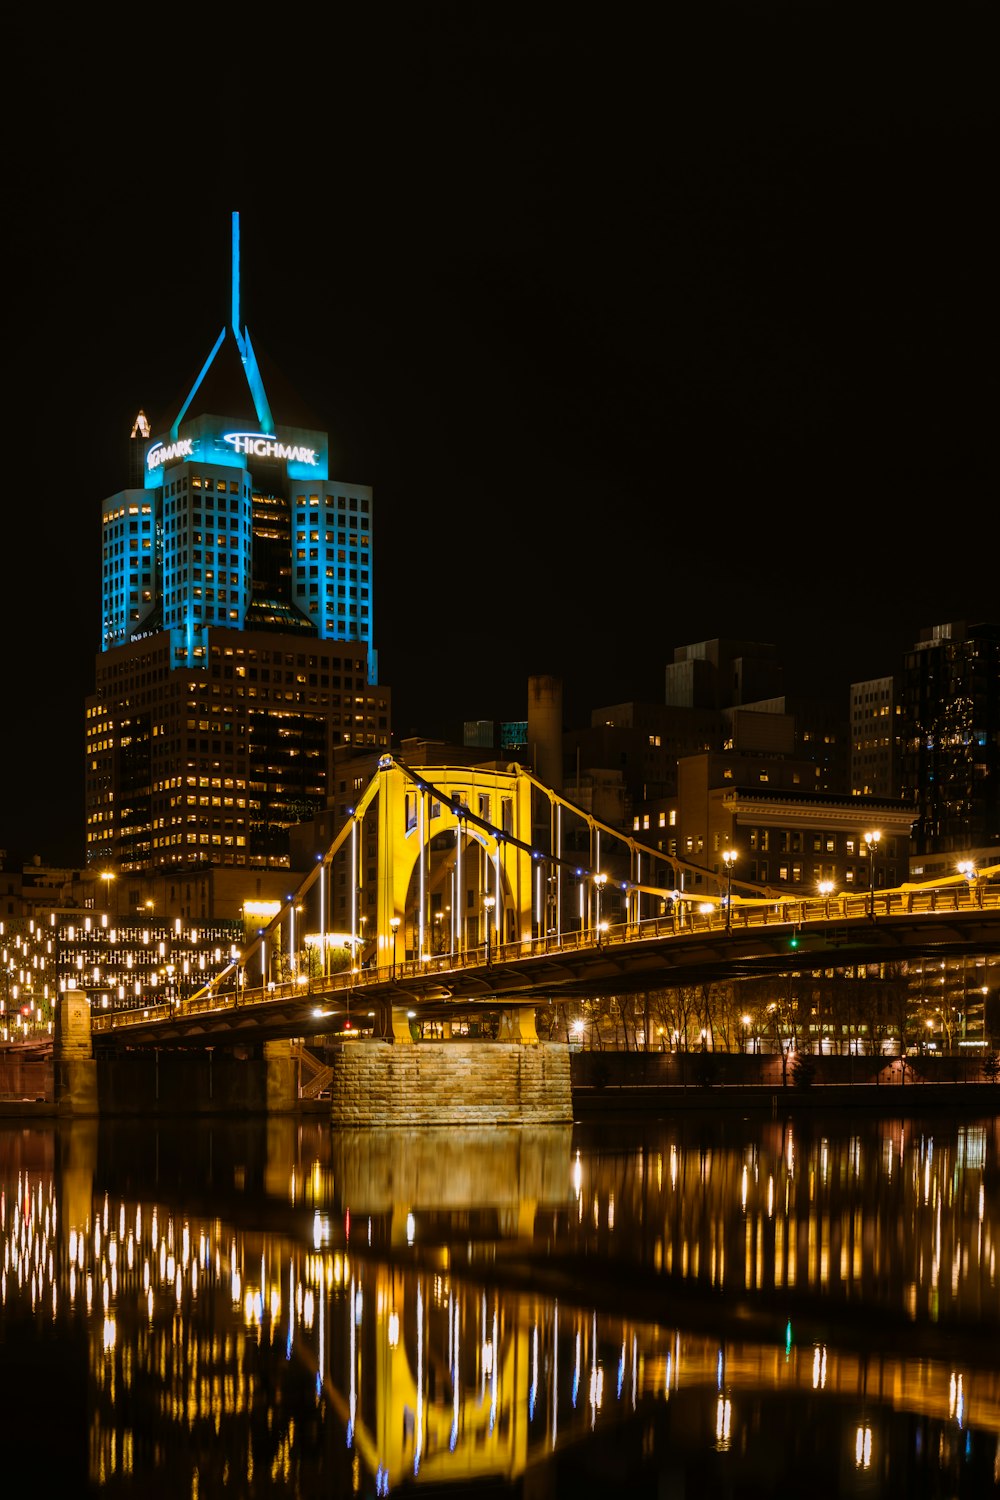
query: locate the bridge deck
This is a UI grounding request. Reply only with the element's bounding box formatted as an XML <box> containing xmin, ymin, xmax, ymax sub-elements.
<box><xmin>88</xmin><ymin>881</ymin><xmax>1000</xmax><ymax>1049</ymax></box>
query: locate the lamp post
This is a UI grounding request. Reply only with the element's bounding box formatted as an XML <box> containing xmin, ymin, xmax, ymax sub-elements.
<box><xmin>287</xmin><ymin>899</ymin><xmax>297</xmax><ymax>980</ymax></box>
<box><xmin>721</xmin><ymin>848</ymin><xmax>737</xmax><ymax>935</ymax></box>
<box><xmin>484</xmin><ymin>894</ymin><xmax>496</xmax><ymax>966</ymax></box>
<box><xmin>100</xmin><ymin>871</ymin><xmax>116</xmax><ymax>918</ymax></box>
<box><xmin>593</xmin><ymin>873</ymin><xmax>607</xmax><ymax>945</ymax></box>
<box><xmin>390</xmin><ymin>916</ymin><xmax>400</xmax><ymax>978</ymax></box>
<box><xmin>957</xmin><ymin>859</ymin><xmax>980</xmax><ymax>906</ymax></box>
<box><xmin>864</xmin><ymin>830</ymin><xmax>881</xmax><ymax>921</ymax></box>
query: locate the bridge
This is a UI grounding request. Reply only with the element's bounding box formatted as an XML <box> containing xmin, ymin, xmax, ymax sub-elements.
<box><xmin>87</xmin><ymin>755</ymin><xmax>1000</xmax><ymax>1051</ymax></box>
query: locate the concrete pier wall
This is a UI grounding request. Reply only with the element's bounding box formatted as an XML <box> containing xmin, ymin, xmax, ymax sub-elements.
<box><xmin>17</xmin><ymin>1030</ymin><xmax>572</xmax><ymax>1125</ymax></box>
<box><xmin>95</xmin><ymin>1052</ymin><xmax>268</xmax><ymax>1115</ymax></box>
<box><xmin>329</xmin><ymin>1041</ymin><xmax>573</xmax><ymax>1127</ymax></box>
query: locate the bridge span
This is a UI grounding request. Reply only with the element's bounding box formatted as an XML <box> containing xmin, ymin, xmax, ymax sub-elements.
<box><xmin>91</xmin><ymin>871</ymin><xmax>1000</xmax><ymax>1051</ymax></box>
<box><xmin>77</xmin><ymin>753</ymin><xmax>998</xmax><ymax>1076</ymax></box>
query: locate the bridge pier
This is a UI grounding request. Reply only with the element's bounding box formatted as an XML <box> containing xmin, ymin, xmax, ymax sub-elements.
<box><xmin>264</xmin><ymin>1039</ymin><xmax>299</xmax><ymax>1113</ymax></box>
<box><xmin>329</xmin><ymin>1041</ymin><xmax>572</xmax><ymax>1127</ymax></box>
<box><xmin>373</xmin><ymin>1002</ymin><xmax>417</xmax><ymax>1042</ymax></box>
<box><xmin>54</xmin><ymin>992</ymin><xmax>99</xmax><ymax>1117</ymax></box>
<box><xmin>498</xmin><ymin>1007</ymin><xmax>539</xmax><ymax>1043</ymax></box>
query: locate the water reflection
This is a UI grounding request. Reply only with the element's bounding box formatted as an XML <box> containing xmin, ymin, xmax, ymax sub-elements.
<box><xmin>1</xmin><ymin>1111</ymin><xmax>998</xmax><ymax>1496</ymax></box>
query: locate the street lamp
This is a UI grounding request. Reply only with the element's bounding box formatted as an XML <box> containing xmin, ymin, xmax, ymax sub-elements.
<box><xmin>721</xmin><ymin>848</ymin><xmax>737</xmax><ymax>935</ymax></box>
<box><xmin>484</xmin><ymin>894</ymin><xmax>496</xmax><ymax>966</ymax></box>
<box><xmin>593</xmin><ymin>873</ymin><xmax>607</xmax><ymax>944</ymax></box>
<box><xmin>864</xmin><ymin>830</ymin><xmax>881</xmax><ymax>921</ymax></box>
<box><xmin>818</xmin><ymin>879</ymin><xmax>834</xmax><ymax>917</ymax></box>
<box><xmin>100</xmin><ymin>871</ymin><xmax>115</xmax><ymax>916</ymax></box>
<box><xmin>390</xmin><ymin>916</ymin><xmax>401</xmax><ymax>978</ymax></box>
<box><xmin>957</xmin><ymin>859</ymin><xmax>980</xmax><ymax>906</ymax></box>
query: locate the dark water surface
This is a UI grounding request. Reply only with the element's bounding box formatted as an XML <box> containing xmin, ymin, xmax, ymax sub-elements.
<box><xmin>1</xmin><ymin>1107</ymin><xmax>998</xmax><ymax>1497</ymax></box>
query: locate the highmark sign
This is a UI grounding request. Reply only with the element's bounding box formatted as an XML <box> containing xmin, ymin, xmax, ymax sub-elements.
<box><xmin>146</xmin><ymin>438</ymin><xmax>195</xmax><ymax>471</ymax></box>
<box><xmin>146</xmin><ymin>431</ymin><xmax>321</xmax><ymax>475</ymax></box>
<box><xmin>223</xmin><ymin>432</ymin><xmax>319</xmax><ymax>466</ymax></box>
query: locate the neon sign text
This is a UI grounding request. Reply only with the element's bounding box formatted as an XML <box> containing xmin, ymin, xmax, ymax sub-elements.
<box><xmin>146</xmin><ymin>439</ymin><xmax>194</xmax><ymax>472</ymax></box>
<box><xmin>223</xmin><ymin>432</ymin><xmax>319</xmax><ymax>466</ymax></box>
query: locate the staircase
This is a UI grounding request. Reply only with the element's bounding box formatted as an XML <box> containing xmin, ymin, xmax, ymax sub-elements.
<box><xmin>291</xmin><ymin>1043</ymin><xmax>334</xmax><ymax>1100</ymax></box>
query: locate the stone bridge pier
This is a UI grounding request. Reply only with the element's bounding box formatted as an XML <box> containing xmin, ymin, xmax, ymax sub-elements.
<box><xmin>54</xmin><ymin>992</ymin><xmax>571</xmax><ymax>1126</ymax></box>
<box><xmin>328</xmin><ymin>1039</ymin><xmax>572</xmax><ymax>1128</ymax></box>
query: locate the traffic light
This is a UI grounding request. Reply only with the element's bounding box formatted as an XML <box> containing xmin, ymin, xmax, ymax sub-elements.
<box><xmin>789</xmin><ymin>929</ymin><xmax>800</xmax><ymax>950</ymax></box>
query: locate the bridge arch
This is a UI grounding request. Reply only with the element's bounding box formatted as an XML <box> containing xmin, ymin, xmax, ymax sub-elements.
<box><xmin>210</xmin><ymin>754</ymin><xmax>746</xmax><ymax>1001</ymax></box>
<box><xmin>371</xmin><ymin>759</ymin><xmax>535</xmax><ymax>965</ymax></box>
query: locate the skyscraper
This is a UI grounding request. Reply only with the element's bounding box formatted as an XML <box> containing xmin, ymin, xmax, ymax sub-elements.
<box><xmin>901</xmin><ymin>620</ymin><xmax>1000</xmax><ymax>856</ymax></box>
<box><xmin>85</xmin><ymin>213</ymin><xmax>390</xmax><ymax>875</ymax></box>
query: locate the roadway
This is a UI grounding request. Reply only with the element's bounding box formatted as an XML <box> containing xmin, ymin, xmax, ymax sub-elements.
<box><xmin>89</xmin><ymin>881</ymin><xmax>1000</xmax><ymax>1050</ymax></box>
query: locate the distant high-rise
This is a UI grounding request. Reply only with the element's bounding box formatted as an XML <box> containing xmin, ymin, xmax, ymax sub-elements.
<box><xmin>850</xmin><ymin>675</ymin><xmax>901</xmax><ymax>798</ymax></box>
<box><xmin>85</xmin><ymin>213</ymin><xmax>390</xmax><ymax>876</ymax></box>
<box><xmin>665</xmin><ymin>638</ymin><xmax>783</xmax><ymax>710</ymax></box>
<box><xmin>901</xmin><ymin>620</ymin><xmax>1000</xmax><ymax>856</ymax></box>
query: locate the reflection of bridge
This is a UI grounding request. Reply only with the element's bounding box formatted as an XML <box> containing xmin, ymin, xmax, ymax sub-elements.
<box><xmin>8</xmin><ymin>1112</ymin><xmax>998</xmax><ymax>1492</ymax></box>
<box><xmin>88</xmin><ymin>754</ymin><xmax>999</xmax><ymax>1050</ymax></box>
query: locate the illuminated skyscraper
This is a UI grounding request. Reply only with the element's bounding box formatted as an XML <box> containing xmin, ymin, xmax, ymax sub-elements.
<box><xmin>901</xmin><ymin>620</ymin><xmax>1000</xmax><ymax>856</ymax></box>
<box><xmin>85</xmin><ymin>213</ymin><xmax>390</xmax><ymax>876</ymax></box>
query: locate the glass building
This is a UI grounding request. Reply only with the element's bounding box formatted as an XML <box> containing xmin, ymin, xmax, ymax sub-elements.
<box><xmin>85</xmin><ymin>213</ymin><xmax>390</xmax><ymax>875</ymax></box>
<box><xmin>901</xmin><ymin>620</ymin><xmax>1000</xmax><ymax>856</ymax></box>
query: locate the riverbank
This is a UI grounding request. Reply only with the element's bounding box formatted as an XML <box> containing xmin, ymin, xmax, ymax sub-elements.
<box><xmin>2</xmin><ymin>1080</ymin><xmax>997</xmax><ymax>1122</ymax></box>
<box><xmin>2</xmin><ymin>1044</ymin><xmax>997</xmax><ymax>1121</ymax></box>
<box><xmin>568</xmin><ymin>1049</ymin><xmax>1000</xmax><ymax>1116</ymax></box>
<box><xmin>569</xmin><ymin>1079</ymin><xmax>1000</xmax><ymax>1117</ymax></box>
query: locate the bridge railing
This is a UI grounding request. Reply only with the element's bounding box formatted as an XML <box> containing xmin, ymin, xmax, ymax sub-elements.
<box><xmin>89</xmin><ymin>875</ymin><xmax>998</xmax><ymax>1032</ymax></box>
<box><xmin>92</xmin><ymin>1002</ymin><xmax>173</xmax><ymax>1031</ymax></box>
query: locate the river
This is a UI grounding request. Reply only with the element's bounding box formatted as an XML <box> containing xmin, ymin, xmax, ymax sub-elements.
<box><xmin>1</xmin><ymin>1105</ymin><xmax>998</xmax><ymax>1497</ymax></box>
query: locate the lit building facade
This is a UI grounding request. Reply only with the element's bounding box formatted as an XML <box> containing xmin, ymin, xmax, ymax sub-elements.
<box><xmin>849</xmin><ymin>674</ymin><xmax>901</xmax><ymax>798</ymax></box>
<box><xmin>85</xmin><ymin>213</ymin><xmax>390</xmax><ymax>875</ymax></box>
<box><xmin>901</xmin><ymin>620</ymin><xmax>1000</xmax><ymax>856</ymax></box>
<box><xmin>0</xmin><ymin>910</ymin><xmax>245</xmax><ymax>1039</ymax></box>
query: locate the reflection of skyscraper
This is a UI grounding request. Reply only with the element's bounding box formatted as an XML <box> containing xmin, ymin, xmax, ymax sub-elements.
<box><xmin>85</xmin><ymin>213</ymin><xmax>390</xmax><ymax>875</ymax></box>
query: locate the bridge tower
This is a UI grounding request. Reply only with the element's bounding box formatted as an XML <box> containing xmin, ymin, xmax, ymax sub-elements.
<box><xmin>370</xmin><ymin>758</ymin><xmax>535</xmax><ymax>968</ymax></box>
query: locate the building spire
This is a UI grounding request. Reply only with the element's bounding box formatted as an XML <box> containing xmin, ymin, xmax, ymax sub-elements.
<box><xmin>231</xmin><ymin>210</ymin><xmax>240</xmax><ymax>340</ymax></box>
<box><xmin>169</xmin><ymin>210</ymin><xmax>274</xmax><ymax>437</ymax></box>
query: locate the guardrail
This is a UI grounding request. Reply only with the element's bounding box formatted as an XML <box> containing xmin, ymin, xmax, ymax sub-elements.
<box><xmin>88</xmin><ymin>876</ymin><xmax>998</xmax><ymax>1035</ymax></box>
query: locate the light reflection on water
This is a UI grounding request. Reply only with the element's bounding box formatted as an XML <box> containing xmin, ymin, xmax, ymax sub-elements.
<box><xmin>1</xmin><ymin>1110</ymin><xmax>998</xmax><ymax>1497</ymax></box>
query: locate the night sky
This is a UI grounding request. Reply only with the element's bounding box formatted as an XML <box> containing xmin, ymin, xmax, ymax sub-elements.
<box><xmin>5</xmin><ymin>11</ymin><xmax>995</xmax><ymax>865</ymax></box>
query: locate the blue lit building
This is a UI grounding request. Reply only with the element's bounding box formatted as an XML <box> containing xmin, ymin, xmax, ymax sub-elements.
<box><xmin>86</xmin><ymin>213</ymin><xmax>390</xmax><ymax>876</ymax></box>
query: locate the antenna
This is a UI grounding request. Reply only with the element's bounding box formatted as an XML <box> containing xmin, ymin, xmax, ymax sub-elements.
<box><xmin>231</xmin><ymin>210</ymin><xmax>240</xmax><ymax>337</ymax></box>
<box><xmin>171</xmin><ymin>208</ymin><xmax>274</xmax><ymax>436</ymax></box>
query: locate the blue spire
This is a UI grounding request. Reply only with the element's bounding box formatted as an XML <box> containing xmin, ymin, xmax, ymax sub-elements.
<box><xmin>231</xmin><ymin>208</ymin><xmax>241</xmax><ymax>339</ymax></box>
<box><xmin>170</xmin><ymin>210</ymin><xmax>274</xmax><ymax>438</ymax></box>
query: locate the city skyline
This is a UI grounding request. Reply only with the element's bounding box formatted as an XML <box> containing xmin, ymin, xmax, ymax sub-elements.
<box><xmin>5</xmin><ymin>13</ymin><xmax>994</xmax><ymax>864</ymax></box>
